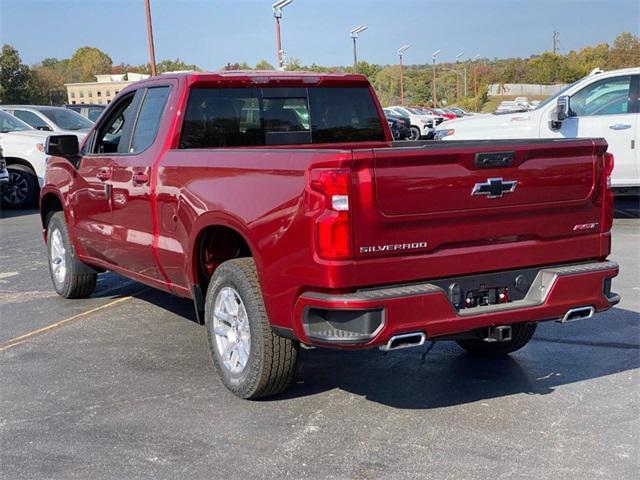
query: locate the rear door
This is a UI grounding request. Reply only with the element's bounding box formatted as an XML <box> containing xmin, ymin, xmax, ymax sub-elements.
<box><xmin>109</xmin><ymin>85</ymin><xmax>172</xmax><ymax>281</ymax></box>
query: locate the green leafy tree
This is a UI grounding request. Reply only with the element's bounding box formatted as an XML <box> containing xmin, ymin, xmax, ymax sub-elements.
<box><xmin>0</xmin><ymin>44</ymin><xmax>32</xmax><ymax>103</ymax></box>
<box><xmin>372</xmin><ymin>66</ymin><xmax>401</xmax><ymax>106</ymax></box>
<box><xmin>254</xmin><ymin>59</ymin><xmax>274</xmax><ymax>70</ymax></box>
<box><xmin>609</xmin><ymin>32</ymin><xmax>640</xmax><ymax>68</ymax></box>
<box><xmin>29</xmin><ymin>65</ymin><xmax>67</xmax><ymax>105</ymax></box>
<box><xmin>222</xmin><ymin>62</ymin><xmax>251</xmax><ymax>71</ymax></box>
<box><xmin>156</xmin><ymin>58</ymin><xmax>200</xmax><ymax>73</ymax></box>
<box><xmin>67</xmin><ymin>46</ymin><xmax>113</xmax><ymax>82</ymax></box>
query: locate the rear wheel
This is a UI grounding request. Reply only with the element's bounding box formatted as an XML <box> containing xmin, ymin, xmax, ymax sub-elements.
<box><xmin>205</xmin><ymin>258</ymin><xmax>299</xmax><ymax>399</ymax></box>
<box><xmin>1</xmin><ymin>165</ymin><xmax>38</xmax><ymax>209</ymax></box>
<box><xmin>408</xmin><ymin>126</ymin><xmax>421</xmax><ymax>141</ymax></box>
<box><xmin>47</xmin><ymin>212</ymin><xmax>97</xmax><ymax>298</ymax></box>
<box><xmin>456</xmin><ymin>322</ymin><xmax>537</xmax><ymax>356</ymax></box>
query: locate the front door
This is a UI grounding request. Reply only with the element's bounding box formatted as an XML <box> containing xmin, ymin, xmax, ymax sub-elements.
<box><xmin>556</xmin><ymin>74</ymin><xmax>639</xmax><ymax>187</ymax></box>
<box><xmin>70</xmin><ymin>91</ymin><xmax>139</xmax><ymax>263</ymax></box>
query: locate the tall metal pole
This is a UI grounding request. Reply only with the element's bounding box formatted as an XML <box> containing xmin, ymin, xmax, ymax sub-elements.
<box><xmin>455</xmin><ymin>52</ymin><xmax>464</xmax><ymax>102</ymax></box>
<box><xmin>431</xmin><ymin>50</ymin><xmax>440</xmax><ymax>108</ymax></box>
<box><xmin>144</xmin><ymin>0</ymin><xmax>157</xmax><ymax>76</ymax></box>
<box><xmin>463</xmin><ymin>65</ymin><xmax>467</xmax><ymax>97</ymax></box>
<box><xmin>275</xmin><ymin>15</ymin><xmax>283</xmax><ymax>68</ymax></box>
<box><xmin>399</xmin><ymin>54</ymin><xmax>404</xmax><ymax>105</ymax></box>
<box><xmin>353</xmin><ymin>37</ymin><xmax>358</xmax><ymax>70</ymax></box>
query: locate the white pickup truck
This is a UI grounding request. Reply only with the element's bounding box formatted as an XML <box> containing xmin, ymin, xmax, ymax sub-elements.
<box><xmin>436</xmin><ymin>68</ymin><xmax>640</xmax><ymax>191</ymax></box>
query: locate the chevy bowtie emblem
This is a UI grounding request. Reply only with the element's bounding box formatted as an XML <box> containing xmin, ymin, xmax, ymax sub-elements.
<box><xmin>471</xmin><ymin>177</ymin><xmax>518</xmax><ymax>199</ymax></box>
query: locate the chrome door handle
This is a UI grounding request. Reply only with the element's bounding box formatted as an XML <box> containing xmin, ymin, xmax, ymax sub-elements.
<box><xmin>609</xmin><ymin>123</ymin><xmax>632</xmax><ymax>130</ymax></box>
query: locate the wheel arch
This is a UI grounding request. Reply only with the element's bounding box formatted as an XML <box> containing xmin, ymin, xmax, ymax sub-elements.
<box><xmin>4</xmin><ymin>156</ymin><xmax>36</xmax><ymax>172</ymax></box>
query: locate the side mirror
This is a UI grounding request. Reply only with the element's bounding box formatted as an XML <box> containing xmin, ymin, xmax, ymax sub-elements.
<box><xmin>551</xmin><ymin>95</ymin><xmax>570</xmax><ymax>123</ymax></box>
<box><xmin>45</xmin><ymin>135</ymin><xmax>79</xmax><ymax>157</ymax></box>
<box><xmin>36</xmin><ymin>125</ymin><xmax>53</xmax><ymax>131</ymax></box>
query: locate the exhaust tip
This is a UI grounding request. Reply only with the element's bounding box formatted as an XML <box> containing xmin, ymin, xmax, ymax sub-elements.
<box><xmin>559</xmin><ymin>306</ymin><xmax>595</xmax><ymax>323</ymax></box>
<box><xmin>380</xmin><ymin>332</ymin><xmax>427</xmax><ymax>351</ymax></box>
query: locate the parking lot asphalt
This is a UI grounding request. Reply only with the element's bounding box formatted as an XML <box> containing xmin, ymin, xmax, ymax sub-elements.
<box><xmin>1</xmin><ymin>202</ymin><xmax>639</xmax><ymax>480</ymax></box>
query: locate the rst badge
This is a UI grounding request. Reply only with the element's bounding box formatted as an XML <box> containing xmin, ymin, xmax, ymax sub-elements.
<box><xmin>471</xmin><ymin>177</ymin><xmax>518</xmax><ymax>199</ymax></box>
<box><xmin>360</xmin><ymin>242</ymin><xmax>428</xmax><ymax>254</ymax></box>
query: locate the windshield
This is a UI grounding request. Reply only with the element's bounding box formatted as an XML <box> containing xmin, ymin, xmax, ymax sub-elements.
<box><xmin>408</xmin><ymin>108</ymin><xmax>425</xmax><ymax>115</ymax></box>
<box><xmin>534</xmin><ymin>79</ymin><xmax>582</xmax><ymax>110</ymax></box>
<box><xmin>0</xmin><ymin>110</ymin><xmax>33</xmax><ymax>133</ymax></box>
<box><xmin>39</xmin><ymin>107</ymin><xmax>94</xmax><ymax>130</ymax></box>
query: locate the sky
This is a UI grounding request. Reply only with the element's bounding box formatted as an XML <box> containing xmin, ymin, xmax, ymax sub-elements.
<box><xmin>1</xmin><ymin>0</ymin><xmax>639</xmax><ymax>69</ymax></box>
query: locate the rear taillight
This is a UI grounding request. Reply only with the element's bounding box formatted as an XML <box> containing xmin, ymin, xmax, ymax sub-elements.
<box><xmin>599</xmin><ymin>152</ymin><xmax>614</xmax><ymax>232</ymax></box>
<box><xmin>309</xmin><ymin>168</ymin><xmax>351</xmax><ymax>259</ymax></box>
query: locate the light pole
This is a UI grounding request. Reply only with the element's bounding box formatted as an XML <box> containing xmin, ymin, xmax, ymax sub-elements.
<box><xmin>350</xmin><ymin>26</ymin><xmax>367</xmax><ymax>72</ymax></box>
<box><xmin>144</xmin><ymin>0</ymin><xmax>157</xmax><ymax>76</ymax></box>
<box><xmin>397</xmin><ymin>45</ymin><xmax>410</xmax><ymax>105</ymax></box>
<box><xmin>472</xmin><ymin>54</ymin><xmax>480</xmax><ymax>110</ymax></box>
<box><xmin>272</xmin><ymin>0</ymin><xmax>294</xmax><ymax>70</ymax></box>
<box><xmin>455</xmin><ymin>52</ymin><xmax>464</xmax><ymax>101</ymax></box>
<box><xmin>432</xmin><ymin>49</ymin><xmax>441</xmax><ymax>108</ymax></box>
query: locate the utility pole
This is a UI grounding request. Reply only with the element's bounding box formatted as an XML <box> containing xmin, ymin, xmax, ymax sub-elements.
<box><xmin>455</xmin><ymin>52</ymin><xmax>464</xmax><ymax>101</ymax></box>
<box><xmin>350</xmin><ymin>26</ymin><xmax>367</xmax><ymax>72</ymax></box>
<box><xmin>272</xmin><ymin>0</ymin><xmax>294</xmax><ymax>70</ymax></box>
<box><xmin>472</xmin><ymin>54</ymin><xmax>480</xmax><ymax>110</ymax></box>
<box><xmin>397</xmin><ymin>45</ymin><xmax>410</xmax><ymax>105</ymax></box>
<box><xmin>144</xmin><ymin>0</ymin><xmax>157</xmax><ymax>76</ymax></box>
<box><xmin>432</xmin><ymin>49</ymin><xmax>441</xmax><ymax>108</ymax></box>
<box><xmin>553</xmin><ymin>31</ymin><xmax>558</xmax><ymax>54</ymax></box>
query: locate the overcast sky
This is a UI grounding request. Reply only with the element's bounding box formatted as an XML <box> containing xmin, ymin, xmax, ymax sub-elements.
<box><xmin>1</xmin><ymin>0</ymin><xmax>638</xmax><ymax>68</ymax></box>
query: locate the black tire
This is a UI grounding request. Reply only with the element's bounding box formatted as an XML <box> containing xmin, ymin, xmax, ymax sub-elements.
<box><xmin>456</xmin><ymin>322</ymin><xmax>537</xmax><ymax>356</ymax></box>
<box><xmin>205</xmin><ymin>258</ymin><xmax>299</xmax><ymax>399</ymax></box>
<box><xmin>1</xmin><ymin>164</ymin><xmax>39</xmax><ymax>209</ymax></box>
<box><xmin>408</xmin><ymin>126</ymin><xmax>421</xmax><ymax>141</ymax></box>
<box><xmin>47</xmin><ymin>212</ymin><xmax>97</xmax><ymax>298</ymax></box>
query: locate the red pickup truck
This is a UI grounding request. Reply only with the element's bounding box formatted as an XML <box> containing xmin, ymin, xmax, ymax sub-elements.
<box><xmin>40</xmin><ymin>71</ymin><xmax>619</xmax><ymax>399</ymax></box>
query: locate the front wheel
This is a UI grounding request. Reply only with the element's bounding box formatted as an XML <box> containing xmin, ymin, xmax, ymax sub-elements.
<box><xmin>408</xmin><ymin>126</ymin><xmax>421</xmax><ymax>141</ymax></box>
<box><xmin>456</xmin><ymin>322</ymin><xmax>537</xmax><ymax>356</ymax></box>
<box><xmin>47</xmin><ymin>212</ymin><xmax>97</xmax><ymax>298</ymax></box>
<box><xmin>205</xmin><ymin>258</ymin><xmax>299</xmax><ymax>399</ymax></box>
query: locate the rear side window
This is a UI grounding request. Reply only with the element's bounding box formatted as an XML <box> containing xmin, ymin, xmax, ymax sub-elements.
<box><xmin>131</xmin><ymin>87</ymin><xmax>170</xmax><ymax>153</ymax></box>
<box><xmin>13</xmin><ymin>110</ymin><xmax>49</xmax><ymax>130</ymax></box>
<box><xmin>179</xmin><ymin>86</ymin><xmax>384</xmax><ymax>149</ymax></box>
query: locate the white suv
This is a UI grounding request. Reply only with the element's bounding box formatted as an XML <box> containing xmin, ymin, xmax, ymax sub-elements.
<box><xmin>1</xmin><ymin>105</ymin><xmax>93</xmax><ymax>136</ymax></box>
<box><xmin>0</xmin><ymin>110</ymin><xmax>51</xmax><ymax>208</ymax></box>
<box><xmin>435</xmin><ymin>68</ymin><xmax>640</xmax><ymax>190</ymax></box>
<box><xmin>386</xmin><ymin>106</ymin><xmax>437</xmax><ymax>140</ymax></box>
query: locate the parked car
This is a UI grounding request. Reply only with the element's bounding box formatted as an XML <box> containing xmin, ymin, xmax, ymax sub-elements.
<box><xmin>66</xmin><ymin>104</ymin><xmax>106</xmax><ymax>122</ymax></box>
<box><xmin>1</xmin><ymin>105</ymin><xmax>93</xmax><ymax>135</ymax></box>
<box><xmin>435</xmin><ymin>67</ymin><xmax>640</xmax><ymax>191</ymax></box>
<box><xmin>0</xmin><ymin>146</ymin><xmax>9</xmax><ymax>186</ymax></box>
<box><xmin>383</xmin><ymin>110</ymin><xmax>411</xmax><ymax>140</ymax></box>
<box><xmin>432</xmin><ymin>108</ymin><xmax>457</xmax><ymax>120</ymax></box>
<box><xmin>411</xmin><ymin>107</ymin><xmax>447</xmax><ymax>125</ymax></box>
<box><xmin>0</xmin><ymin>110</ymin><xmax>50</xmax><ymax>208</ymax></box>
<box><xmin>387</xmin><ymin>106</ymin><xmax>435</xmax><ymax>139</ymax></box>
<box><xmin>448</xmin><ymin>107</ymin><xmax>473</xmax><ymax>117</ymax></box>
<box><xmin>41</xmin><ymin>71</ymin><xmax>618</xmax><ymax>399</ymax></box>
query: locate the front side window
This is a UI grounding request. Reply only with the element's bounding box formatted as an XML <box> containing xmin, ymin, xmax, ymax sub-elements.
<box><xmin>0</xmin><ymin>110</ymin><xmax>32</xmax><ymax>132</ymax></box>
<box><xmin>93</xmin><ymin>93</ymin><xmax>137</xmax><ymax>154</ymax></box>
<box><xmin>570</xmin><ymin>76</ymin><xmax>631</xmax><ymax>116</ymax></box>
<box><xmin>179</xmin><ymin>86</ymin><xmax>384</xmax><ymax>149</ymax></box>
<box><xmin>130</xmin><ymin>87</ymin><xmax>170</xmax><ymax>153</ymax></box>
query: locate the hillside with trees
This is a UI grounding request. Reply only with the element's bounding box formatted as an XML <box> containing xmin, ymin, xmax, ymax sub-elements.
<box><xmin>1</xmin><ymin>32</ymin><xmax>638</xmax><ymax>109</ymax></box>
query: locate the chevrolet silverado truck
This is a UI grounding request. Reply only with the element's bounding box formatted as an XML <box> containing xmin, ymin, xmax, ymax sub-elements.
<box><xmin>40</xmin><ymin>71</ymin><xmax>619</xmax><ymax>399</ymax></box>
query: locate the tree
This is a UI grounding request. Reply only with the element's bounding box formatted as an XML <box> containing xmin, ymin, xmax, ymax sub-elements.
<box><xmin>156</xmin><ymin>58</ymin><xmax>200</xmax><ymax>73</ymax></box>
<box><xmin>67</xmin><ymin>46</ymin><xmax>113</xmax><ymax>82</ymax></box>
<box><xmin>254</xmin><ymin>59</ymin><xmax>274</xmax><ymax>70</ymax></box>
<box><xmin>0</xmin><ymin>44</ymin><xmax>31</xmax><ymax>103</ymax></box>
<box><xmin>222</xmin><ymin>62</ymin><xmax>251</xmax><ymax>71</ymax></box>
<box><xmin>29</xmin><ymin>66</ymin><xmax>67</xmax><ymax>105</ymax></box>
<box><xmin>609</xmin><ymin>32</ymin><xmax>640</xmax><ymax>68</ymax></box>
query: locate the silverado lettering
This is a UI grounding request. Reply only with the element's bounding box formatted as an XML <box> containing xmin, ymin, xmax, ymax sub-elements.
<box><xmin>40</xmin><ymin>71</ymin><xmax>619</xmax><ymax>399</ymax></box>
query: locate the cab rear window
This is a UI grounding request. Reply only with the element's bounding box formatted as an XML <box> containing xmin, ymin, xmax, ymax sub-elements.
<box><xmin>179</xmin><ymin>86</ymin><xmax>385</xmax><ymax>149</ymax></box>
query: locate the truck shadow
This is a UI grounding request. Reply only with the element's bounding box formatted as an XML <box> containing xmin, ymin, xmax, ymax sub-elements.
<box><xmin>614</xmin><ymin>196</ymin><xmax>639</xmax><ymax>218</ymax></box>
<box><xmin>133</xmin><ymin>285</ymin><xmax>639</xmax><ymax>409</ymax></box>
<box><xmin>271</xmin><ymin>307</ymin><xmax>639</xmax><ymax>409</ymax></box>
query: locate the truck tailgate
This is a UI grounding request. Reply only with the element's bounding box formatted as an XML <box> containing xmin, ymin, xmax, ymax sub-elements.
<box><xmin>350</xmin><ymin>138</ymin><xmax>608</xmax><ymax>284</ymax></box>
